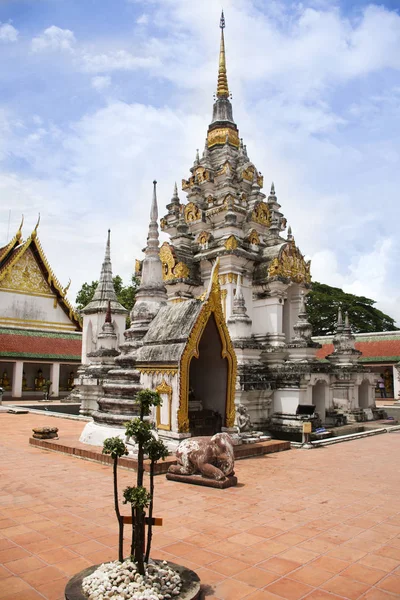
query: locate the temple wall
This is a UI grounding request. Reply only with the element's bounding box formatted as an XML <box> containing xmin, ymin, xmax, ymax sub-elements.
<box><xmin>0</xmin><ymin>290</ymin><xmax>74</xmax><ymax>330</ymax></box>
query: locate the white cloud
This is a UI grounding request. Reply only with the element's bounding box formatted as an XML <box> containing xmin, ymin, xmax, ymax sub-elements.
<box><xmin>2</xmin><ymin>0</ymin><xmax>400</xmax><ymax>327</ymax></box>
<box><xmin>81</xmin><ymin>50</ymin><xmax>160</xmax><ymax>73</ymax></box>
<box><xmin>0</xmin><ymin>23</ymin><xmax>18</xmax><ymax>42</ymax></box>
<box><xmin>31</xmin><ymin>26</ymin><xmax>76</xmax><ymax>53</ymax></box>
<box><xmin>91</xmin><ymin>75</ymin><xmax>111</xmax><ymax>91</ymax></box>
<box><xmin>136</xmin><ymin>14</ymin><xmax>149</xmax><ymax>25</ymax></box>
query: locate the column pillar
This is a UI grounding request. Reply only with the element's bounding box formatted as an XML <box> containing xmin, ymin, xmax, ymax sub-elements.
<box><xmin>12</xmin><ymin>361</ymin><xmax>23</xmax><ymax>398</ymax></box>
<box><xmin>50</xmin><ymin>363</ymin><xmax>60</xmax><ymax>398</ymax></box>
<box><xmin>393</xmin><ymin>365</ymin><xmax>399</xmax><ymax>400</ymax></box>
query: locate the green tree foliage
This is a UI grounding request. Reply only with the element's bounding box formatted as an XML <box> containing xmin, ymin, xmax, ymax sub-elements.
<box><xmin>75</xmin><ymin>275</ymin><xmax>139</xmax><ymax>313</ymax></box>
<box><xmin>307</xmin><ymin>282</ymin><xmax>399</xmax><ymax>336</ymax></box>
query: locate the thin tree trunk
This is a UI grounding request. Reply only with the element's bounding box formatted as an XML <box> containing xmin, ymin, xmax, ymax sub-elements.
<box><xmin>144</xmin><ymin>460</ymin><xmax>155</xmax><ymax>564</ymax></box>
<box><xmin>134</xmin><ymin>506</ymin><xmax>145</xmax><ymax>574</ymax></box>
<box><xmin>130</xmin><ymin>505</ymin><xmax>135</xmax><ymax>558</ymax></box>
<box><xmin>113</xmin><ymin>457</ymin><xmax>124</xmax><ymax>563</ymax></box>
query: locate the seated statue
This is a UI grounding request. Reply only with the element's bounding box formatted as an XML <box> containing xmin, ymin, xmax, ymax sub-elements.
<box><xmin>168</xmin><ymin>432</ymin><xmax>235</xmax><ymax>481</ymax></box>
<box><xmin>22</xmin><ymin>372</ymin><xmax>28</xmax><ymax>390</ymax></box>
<box><xmin>35</xmin><ymin>369</ymin><xmax>45</xmax><ymax>391</ymax></box>
<box><xmin>236</xmin><ymin>404</ymin><xmax>252</xmax><ymax>432</ymax></box>
<box><xmin>1</xmin><ymin>370</ymin><xmax>10</xmax><ymax>389</ymax></box>
<box><xmin>67</xmin><ymin>371</ymin><xmax>75</xmax><ymax>390</ymax></box>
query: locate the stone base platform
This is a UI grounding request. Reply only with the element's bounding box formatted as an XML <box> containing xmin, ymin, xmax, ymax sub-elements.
<box><xmin>29</xmin><ymin>437</ymin><xmax>290</xmax><ymax>474</ymax></box>
<box><xmin>166</xmin><ymin>473</ymin><xmax>238</xmax><ymax>488</ymax></box>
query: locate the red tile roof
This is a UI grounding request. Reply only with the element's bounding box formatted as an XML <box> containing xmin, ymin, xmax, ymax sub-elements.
<box><xmin>316</xmin><ymin>338</ymin><xmax>400</xmax><ymax>363</ymax></box>
<box><xmin>0</xmin><ymin>328</ymin><xmax>82</xmax><ymax>360</ymax></box>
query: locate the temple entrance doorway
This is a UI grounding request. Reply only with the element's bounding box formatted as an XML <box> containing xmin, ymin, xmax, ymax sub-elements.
<box><xmin>312</xmin><ymin>381</ymin><xmax>328</xmax><ymax>424</ymax></box>
<box><xmin>188</xmin><ymin>314</ymin><xmax>228</xmax><ymax>436</ymax></box>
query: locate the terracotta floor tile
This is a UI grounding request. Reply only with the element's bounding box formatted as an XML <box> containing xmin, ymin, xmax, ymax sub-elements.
<box><xmin>36</xmin><ymin>576</ymin><xmax>70</xmax><ymax>600</ymax></box>
<box><xmin>289</xmin><ymin>565</ymin><xmax>333</xmax><ymax>586</ymax></box>
<box><xmin>0</xmin><ymin>540</ymin><xmax>15</xmax><ymax>552</ymax></box>
<box><xmin>303</xmin><ymin>591</ymin><xmax>346</xmax><ymax>600</ymax></box>
<box><xmin>245</xmin><ymin>592</ymin><xmax>284</xmax><ymax>600</ymax></box>
<box><xmin>266</xmin><ymin>577</ymin><xmax>313</xmax><ymax>600</ymax></box>
<box><xmin>233</xmin><ymin>566</ymin><xmax>279</xmax><ymax>587</ymax></box>
<box><xmin>209</xmin><ymin>557</ymin><xmax>249</xmax><ymax>576</ymax></box>
<box><xmin>23</xmin><ymin>539</ymin><xmax>62</xmax><ymax>555</ymax></box>
<box><xmin>376</xmin><ymin>573</ymin><xmax>400</xmax><ymax>594</ymax></box>
<box><xmin>247</xmin><ymin>526</ymin><xmax>286</xmax><ymax>539</ymax></box>
<box><xmin>53</xmin><ymin>557</ymin><xmax>92</xmax><ymax>576</ymax></box>
<box><xmin>360</xmin><ymin>589</ymin><xmax>400</xmax><ymax>600</ymax></box>
<box><xmin>327</xmin><ymin>545</ymin><xmax>368</xmax><ymax>562</ymax></box>
<box><xmin>37</xmin><ymin>547</ymin><xmax>79</xmax><ymax>564</ymax></box>
<box><xmin>66</xmin><ymin>539</ymin><xmax>107</xmax><ymax>556</ymax></box>
<box><xmin>9</xmin><ymin>532</ymin><xmax>47</xmax><ymax>547</ymax></box>
<box><xmin>278</xmin><ymin>547</ymin><xmax>318</xmax><ymax>565</ymax></box>
<box><xmin>194</xmin><ymin>567</ymin><xmax>225</xmax><ymax>585</ymax></box>
<box><xmin>341</xmin><ymin>564</ymin><xmax>387</xmax><ymax>585</ymax></box>
<box><xmin>273</xmin><ymin>532</ymin><xmax>308</xmax><ymax>546</ymax></box>
<box><xmin>228</xmin><ymin>532</ymin><xmax>267</xmax><ymax>546</ymax></box>
<box><xmin>0</xmin><ymin>589</ymin><xmax>45</xmax><ymax>600</ymax></box>
<box><xmin>358</xmin><ymin>553</ymin><xmax>400</xmax><ymax>572</ymax></box>
<box><xmin>214</xmin><ymin>577</ymin><xmax>257</xmax><ymax>600</ymax></box>
<box><xmin>259</xmin><ymin>557</ymin><xmax>300</xmax><ymax>575</ymax></box>
<box><xmin>321</xmin><ymin>575</ymin><xmax>370</xmax><ymax>599</ymax></box>
<box><xmin>5</xmin><ymin>556</ymin><xmax>45</xmax><ymax>575</ymax></box>
<box><xmin>375</xmin><ymin>545</ymin><xmax>400</xmax><ymax>561</ymax></box>
<box><xmin>85</xmin><ymin>547</ymin><xmax>118</xmax><ymax>564</ymax></box>
<box><xmin>0</xmin><ymin>547</ymin><xmax>30</xmax><ymax>563</ymax></box>
<box><xmin>0</xmin><ymin>520</ymin><xmax>17</xmax><ymax>530</ymax></box>
<box><xmin>0</xmin><ymin>576</ymin><xmax>32</xmax><ymax>599</ymax></box>
<box><xmin>20</xmin><ymin>565</ymin><xmax>65</xmax><ymax>587</ymax></box>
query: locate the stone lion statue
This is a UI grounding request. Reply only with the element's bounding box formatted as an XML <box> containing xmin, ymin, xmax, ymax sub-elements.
<box><xmin>168</xmin><ymin>432</ymin><xmax>235</xmax><ymax>481</ymax></box>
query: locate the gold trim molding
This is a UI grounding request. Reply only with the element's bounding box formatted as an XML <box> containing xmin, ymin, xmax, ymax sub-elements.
<box><xmin>207</xmin><ymin>127</ymin><xmax>240</xmax><ymax>149</ymax></box>
<box><xmin>156</xmin><ymin>379</ymin><xmax>173</xmax><ymax>431</ymax></box>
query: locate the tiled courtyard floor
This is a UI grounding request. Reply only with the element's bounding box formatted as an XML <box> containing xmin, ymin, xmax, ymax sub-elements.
<box><xmin>1</xmin><ymin>414</ymin><xmax>400</xmax><ymax>600</ymax></box>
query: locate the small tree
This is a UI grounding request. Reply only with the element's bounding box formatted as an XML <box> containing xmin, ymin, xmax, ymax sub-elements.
<box><xmin>103</xmin><ymin>389</ymin><xmax>168</xmax><ymax>574</ymax></box>
<box><xmin>102</xmin><ymin>437</ymin><xmax>128</xmax><ymax>562</ymax></box>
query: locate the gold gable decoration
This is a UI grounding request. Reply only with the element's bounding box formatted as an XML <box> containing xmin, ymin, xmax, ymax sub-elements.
<box><xmin>268</xmin><ymin>240</ymin><xmax>311</xmax><ymax>284</ymax></box>
<box><xmin>184</xmin><ymin>202</ymin><xmax>202</xmax><ymax>223</ymax></box>
<box><xmin>159</xmin><ymin>242</ymin><xmax>190</xmax><ymax>281</ymax></box>
<box><xmin>251</xmin><ymin>202</ymin><xmax>271</xmax><ymax>227</ymax></box>
<box><xmin>248</xmin><ymin>229</ymin><xmax>260</xmax><ymax>245</ymax></box>
<box><xmin>224</xmin><ymin>235</ymin><xmax>238</xmax><ymax>250</ymax></box>
<box><xmin>178</xmin><ymin>259</ymin><xmax>237</xmax><ymax>432</ymax></box>
<box><xmin>197</xmin><ymin>231</ymin><xmax>210</xmax><ymax>245</ymax></box>
<box><xmin>0</xmin><ymin>248</ymin><xmax>51</xmax><ymax>296</ymax></box>
<box><xmin>241</xmin><ymin>165</ymin><xmax>255</xmax><ymax>182</ymax></box>
<box><xmin>194</xmin><ymin>166</ymin><xmax>209</xmax><ymax>183</ymax></box>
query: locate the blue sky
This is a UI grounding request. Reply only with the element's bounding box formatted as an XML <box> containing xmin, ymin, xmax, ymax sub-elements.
<box><xmin>1</xmin><ymin>0</ymin><xmax>400</xmax><ymax>323</ymax></box>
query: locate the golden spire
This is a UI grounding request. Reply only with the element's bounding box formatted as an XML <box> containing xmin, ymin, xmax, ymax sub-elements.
<box><xmin>217</xmin><ymin>10</ymin><xmax>229</xmax><ymax>98</ymax></box>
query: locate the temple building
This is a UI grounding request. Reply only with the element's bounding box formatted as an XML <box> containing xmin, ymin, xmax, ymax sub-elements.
<box><xmin>0</xmin><ymin>218</ymin><xmax>81</xmax><ymax>398</ymax></box>
<box><xmin>80</xmin><ymin>13</ymin><xmax>377</xmax><ymax>446</ymax></box>
<box><xmin>315</xmin><ymin>331</ymin><xmax>400</xmax><ymax>401</ymax></box>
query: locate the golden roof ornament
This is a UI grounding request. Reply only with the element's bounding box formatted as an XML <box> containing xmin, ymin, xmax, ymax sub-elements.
<box><xmin>217</xmin><ymin>11</ymin><xmax>229</xmax><ymax>98</ymax></box>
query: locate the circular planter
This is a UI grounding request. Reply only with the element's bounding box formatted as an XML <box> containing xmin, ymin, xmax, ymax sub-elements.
<box><xmin>65</xmin><ymin>560</ymin><xmax>201</xmax><ymax>600</ymax></box>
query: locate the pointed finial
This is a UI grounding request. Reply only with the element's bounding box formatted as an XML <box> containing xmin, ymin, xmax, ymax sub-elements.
<box><xmin>344</xmin><ymin>310</ymin><xmax>350</xmax><ymax>330</ymax></box>
<box><xmin>63</xmin><ymin>278</ymin><xmax>71</xmax><ymax>296</ymax></box>
<box><xmin>31</xmin><ymin>213</ymin><xmax>40</xmax><ymax>239</ymax></box>
<box><xmin>105</xmin><ymin>229</ymin><xmax>111</xmax><ymax>260</ymax></box>
<box><xmin>16</xmin><ymin>215</ymin><xmax>24</xmax><ymax>240</ymax></box>
<box><xmin>151</xmin><ymin>180</ymin><xmax>158</xmax><ymax>223</ymax></box>
<box><xmin>271</xmin><ymin>182</ymin><xmax>275</xmax><ymax>195</ymax></box>
<box><xmin>195</xmin><ymin>148</ymin><xmax>200</xmax><ymax>164</ymax></box>
<box><xmin>216</xmin><ymin>10</ymin><xmax>229</xmax><ymax>98</ymax></box>
<box><xmin>105</xmin><ymin>300</ymin><xmax>112</xmax><ymax>323</ymax></box>
<box><xmin>287</xmin><ymin>225</ymin><xmax>293</xmax><ymax>241</ymax></box>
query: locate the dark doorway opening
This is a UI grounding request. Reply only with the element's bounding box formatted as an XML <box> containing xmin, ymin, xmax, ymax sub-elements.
<box><xmin>188</xmin><ymin>315</ymin><xmax>228</xmax><ymax>436</ymax></box>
